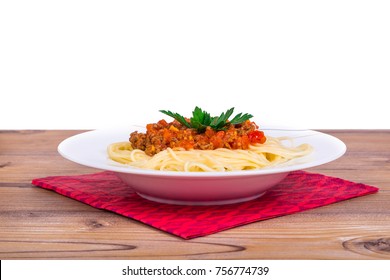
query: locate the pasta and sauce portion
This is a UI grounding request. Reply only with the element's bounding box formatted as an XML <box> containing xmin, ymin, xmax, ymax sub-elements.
<box><xmin>107</xmin><ymin>107</ymin><xmax>312</xmax><ymax>172</ymax></box>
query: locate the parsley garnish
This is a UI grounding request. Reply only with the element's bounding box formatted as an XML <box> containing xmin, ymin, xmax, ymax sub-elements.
<box><xmin>159</xmin><ymin>107</ymin><xmax>253</xmax><ymax>133</ymax></box>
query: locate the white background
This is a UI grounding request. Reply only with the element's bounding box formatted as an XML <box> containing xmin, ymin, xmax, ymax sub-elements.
<box><xmin>1</xmin><ymin>0</ymin><xmax>389</xmax><ymax>130</ymax></box>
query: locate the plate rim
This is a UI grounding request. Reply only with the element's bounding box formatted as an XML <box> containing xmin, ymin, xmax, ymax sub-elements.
<box><xmin>58</xmin><ymin>126</ymin><xmax>347</xmax><ymax>178</ymax></box>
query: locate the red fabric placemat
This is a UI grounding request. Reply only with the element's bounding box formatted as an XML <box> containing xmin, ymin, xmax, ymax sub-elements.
<box><xmin>31</xmin><ymin>171</ymin><xmax>378</xmax><ymax>239</ymax></box>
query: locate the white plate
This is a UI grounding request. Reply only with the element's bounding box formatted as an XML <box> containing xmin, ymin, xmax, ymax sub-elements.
<box><xmin>58</xmin><ymin>126</ymin><xmax>346</xmax><ymax>205</ymax></box>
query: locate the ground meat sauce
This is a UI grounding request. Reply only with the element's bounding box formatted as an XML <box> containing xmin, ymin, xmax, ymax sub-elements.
<box><xmin>129</xmin><ymin>119</ymin><xmax>266</xmax><ymax>156</ymax></box>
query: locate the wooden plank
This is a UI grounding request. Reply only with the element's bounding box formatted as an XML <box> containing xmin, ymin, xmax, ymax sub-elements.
<box><xmin>1</xmin><ymin>130</ymin><xmax>390</xmax><ymax>259</ymax></box>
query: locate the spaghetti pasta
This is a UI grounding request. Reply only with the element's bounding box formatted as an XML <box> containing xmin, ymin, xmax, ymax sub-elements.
<box><xmin>107</xmin><ymin>137</ymin><xmax>312</xmax><ymax>172</ymax></box>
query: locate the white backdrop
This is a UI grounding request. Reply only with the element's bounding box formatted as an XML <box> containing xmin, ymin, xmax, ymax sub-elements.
<box><xmin>1</xmin><ymin>0</ymin><xmax>389</xmax><ymax>129</ymax></box>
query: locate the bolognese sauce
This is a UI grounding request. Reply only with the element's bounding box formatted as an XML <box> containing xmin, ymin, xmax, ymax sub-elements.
<box><xmin>129</xmin><ymin>119</ymin><xmax>266</xmax><ymax>156</ymax></box>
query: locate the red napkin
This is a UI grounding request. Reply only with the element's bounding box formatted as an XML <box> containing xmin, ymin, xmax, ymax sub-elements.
<box><xmin>31</xmin><ymin>171</ymin><xmax>378</xmax><ymax>239</ymax></box>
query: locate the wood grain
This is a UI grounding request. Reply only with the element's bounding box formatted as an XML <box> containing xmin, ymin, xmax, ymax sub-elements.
<box><xmin>1</xmin><ymin>130</ymin><xmax>390</xmax><ymax>259</ymax></box>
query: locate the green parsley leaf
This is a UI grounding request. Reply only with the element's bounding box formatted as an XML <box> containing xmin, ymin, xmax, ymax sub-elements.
<box><xmin>230</xmin><ymin>112</ymin><xmax>254</xmax><ymax>125</ymax></box>
<box><xmin>159</xmin><ymin>107</ymin><xmax>253</xmax><ymax>133</ymax></box>
<box><xmin>159</xmin><ymin>110</ymin><xmax>191</xmax><ymax>128</ymax></box>
<box><xmin>210</xmin><ymin>107</ymin><xmax>235</xmax><ymax>130</ymax></box>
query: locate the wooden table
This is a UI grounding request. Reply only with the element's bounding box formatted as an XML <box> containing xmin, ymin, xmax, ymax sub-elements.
<box><xmin>1</xmin><ymin>130</ymin><xmax>389</xmax><ymax>260</ymax></box>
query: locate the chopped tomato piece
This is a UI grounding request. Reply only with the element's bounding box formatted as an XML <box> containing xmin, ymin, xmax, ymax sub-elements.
<box><xmin>248</xmin><ymin>131</ymin><xmax>266</xmax><ymax>144</ymax></box>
